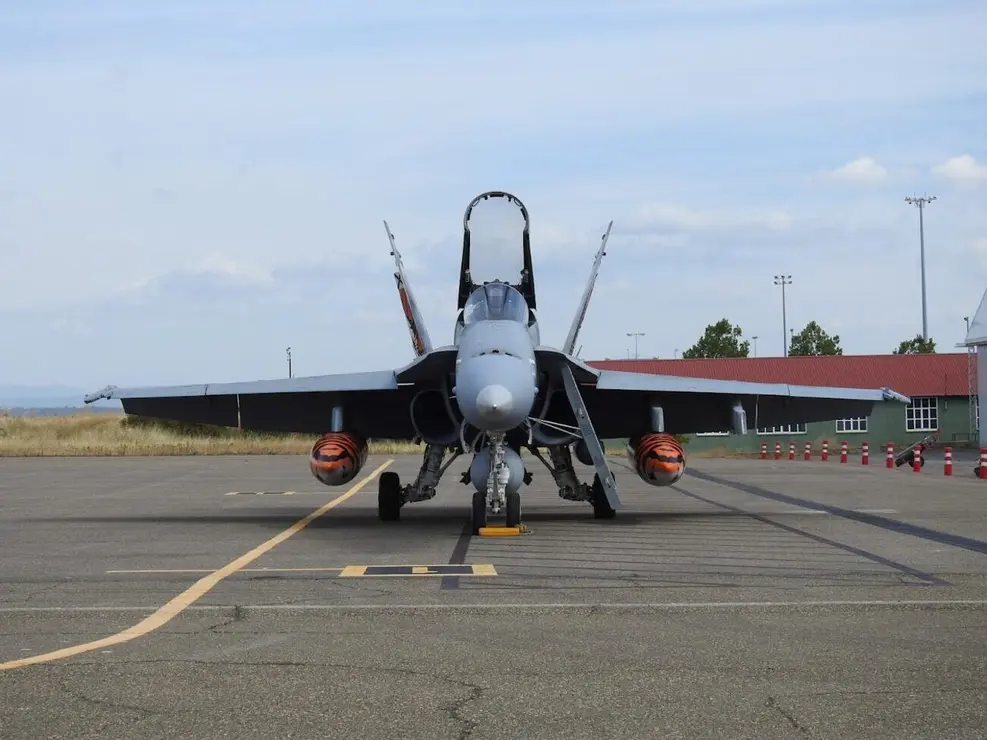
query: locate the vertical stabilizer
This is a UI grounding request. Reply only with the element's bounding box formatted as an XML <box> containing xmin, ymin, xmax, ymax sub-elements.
<box><xmin>562</xmin><ymin>221</ymin><xmax>613</xmax><ymax>355</ymax></box>
<box><xmin>384</xmin><ymin>220</ymin><xmax>434</xmax><ymax>357</ymax></box>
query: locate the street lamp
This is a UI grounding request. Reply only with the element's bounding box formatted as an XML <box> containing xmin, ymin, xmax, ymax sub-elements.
<box><xmin>286</xmin><ymin>347</ymin><xmax>292</xmax><ymax>378</ymax></box>
<box><xmin>905</xmin><ymin>195</ymin><xmax>936</xmax><ymax>340</ymax></box>
<box><xmin>626</xmin><ymin>332</ymin><xmax>644</xmax><ymax>360</ymax></box>
<box><xmin>773</xmin><ymin>275</ymin><xmax>792</xmax><ymax>356</ymax></box>
<box><xmin>752</xmin><ymin>336</ymin><xmax>758</xmax><ymax>357</ymax></box>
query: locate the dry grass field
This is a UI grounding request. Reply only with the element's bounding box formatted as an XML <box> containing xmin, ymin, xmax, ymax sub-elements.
<box><xmin>0</xmin><ymin>410</ymin><xmax>743</xmax><ymax>459</ymax></box>
<box><xmin>0</xmin><ymin>412</ymin><xmax>409</xmax><ymax>457</ymax></box>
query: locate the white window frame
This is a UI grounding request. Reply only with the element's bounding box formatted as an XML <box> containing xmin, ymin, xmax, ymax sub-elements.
<box><xmin>905</xmin><ymin>397</ymin><xmax>938</xmax><ymax>432</ymax></box>
<box><xmin>756</xmin><ymin>423</ymin><xmax>807</xmax><ymax>435</ymax></box>
<box><xmin>836</xmin><ymin>417</ymin><xmax>868</xmax><ymax>433</ymax></box>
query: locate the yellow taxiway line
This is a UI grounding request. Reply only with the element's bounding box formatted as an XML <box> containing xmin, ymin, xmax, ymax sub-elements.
<box><xmin>0</xmin><ymin>459</ymin><xmax>393</xmax><ymax>671</ymax></box>
<box><xmin>105</xmin><ymin>567</ymin><xmax>345</xmax><ymax>574</ymax></box>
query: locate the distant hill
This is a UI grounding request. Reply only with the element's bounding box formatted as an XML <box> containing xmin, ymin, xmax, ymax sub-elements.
<box><xmin>1</xmin><ymin>406</ymin><xmax>123</xmax><ymax>417</ymax></box>
<box><xmin>0</xmin><ymin>385</ymin><xmax>122</xmax><ymax>412</ymax></box>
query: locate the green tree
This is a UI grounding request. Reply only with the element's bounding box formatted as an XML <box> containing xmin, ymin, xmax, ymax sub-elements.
<box><xmin>893</xmin><ymin>334</ymin><xmax>936</xmax><ymax>354</ymax></box>
<box><xmin>788</xmin><ymin>321</ymin><xmax>843</xmax><ymax>356</ymax></box>
<box><xmin>682</xmin><ymin>319</ymin><xmax>750</xmax><ymax>358</ymax></box>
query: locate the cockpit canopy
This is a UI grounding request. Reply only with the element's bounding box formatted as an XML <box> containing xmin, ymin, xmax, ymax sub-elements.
<box><xmin>462</xmin><ymin>282</ymin><xmax>529</xmax><ymax>326</ymax></box>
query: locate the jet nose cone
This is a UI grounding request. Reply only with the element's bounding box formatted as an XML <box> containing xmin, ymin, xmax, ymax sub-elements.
<box><xmin>475</xmin><ymin>384</ymin><xmax>514</xmax><ymax>420</ymax></box>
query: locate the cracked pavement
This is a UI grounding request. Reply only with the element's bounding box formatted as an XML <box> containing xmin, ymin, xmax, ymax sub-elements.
<box><xmin>1</xmin><ymin>455</ymin><xmax>986</xmax><ymax>738</ymax></box>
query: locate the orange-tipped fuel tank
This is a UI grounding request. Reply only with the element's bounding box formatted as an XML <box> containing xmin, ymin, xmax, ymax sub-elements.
<box><xmin>627</xmin><ymin>433</ymin><xmax>686</xmax><ymax>486</ymax></box>
<box><xmin>310</xmin><ymin>432</ymin><xmax>368</xmax><ymax>486</ymax></box>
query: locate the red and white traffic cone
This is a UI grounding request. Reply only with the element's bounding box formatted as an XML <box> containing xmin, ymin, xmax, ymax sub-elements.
<box><xmin>774</xmin><ymin>442</ymin><xmax>781</xmax><ymax>460</ymax></box>
<box><xmin>913</xmin><ymin>446</ymin><xmax>922</xmax><ymax>472</ymax></box>
<box><xmin>760</xmin><ymin>442</ymin><xmax>767</xmax><ymax>460</ymax></box>
<box><xmin>804</xmin><ymin>442</ymin><xmax>811</xmax><ymax>461</ymax></box>
<box><xmin>886</xmin><ymin>442</ymin><xmax>894</xmax><ymax>469</ymax></box>
<box><xmin>788</xmin><ymin>442</ymin><xmax>795</xmax><ymax>460</ymax></box>
<box><xmin>840</xmin><ymin>441</ymin><xmax>848</xmax><ymax>464</ymax></box>
<box><xmin>944</xmin><ymin>446</ymin><xmax>952</xmax><ymax>476</ymax></box>
<box><xmin>979</xmin><ymin>448</ymin><xmax>987</xmax><ymax>479</ymax></box>
<box><xmin>861</xmin><ymin>441</ymin><xmax>869</xmax><ymax>465</ymax></box>
<box><xmin>821</xmin><ymin>440</ymin><xmax>829</xmax><ymax>461</ymax></box>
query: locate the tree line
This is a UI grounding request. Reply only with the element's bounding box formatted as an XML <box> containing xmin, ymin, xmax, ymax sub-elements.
<box><xmin>680</xmin><ymin>318</ymin><xmax>936</xmax><ymax>359</ymax></box>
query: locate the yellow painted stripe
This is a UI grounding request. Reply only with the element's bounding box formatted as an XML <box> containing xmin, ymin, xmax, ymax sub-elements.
<box><xmin>0</xmin><ymin>459</ymin><xmax>393</xmax><ymax>671</ymax></box>
<box><xmin>105</xmin><ymin>567</ymin><xmax>345</xmax><ymax>574</ymax></box>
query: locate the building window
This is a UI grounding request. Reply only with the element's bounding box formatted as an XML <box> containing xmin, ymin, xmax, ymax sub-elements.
<box><xmin>756</xmin><ymin>423</ymin><xmax>806</xmax><ymax>435</ymax></box>
<box><xmin>836</xmin><ymin>417</ymin><xmax>868</xmax><ymax>433</ymax></box>
<box><xmin>905</xmin><ymin>397</ymin><xmax>938</xmax><ymax>432</ymax></box>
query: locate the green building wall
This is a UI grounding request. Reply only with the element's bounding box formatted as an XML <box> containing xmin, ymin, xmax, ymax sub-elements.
<box><xmin>680</xmin><ymin>394</ymin><xmax>974</xmax><ymax>455</ymax></box>
<box><xmin>601</xmin><ymin>395</ymin><xmax>975</xmax><ymax>456</ymax></box>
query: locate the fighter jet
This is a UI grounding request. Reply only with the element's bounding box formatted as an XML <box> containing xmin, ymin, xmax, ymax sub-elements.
<box><xmin>85</xmin><ymin>191</ymin><xmax>910</xmax><ymax>534</ymax></box>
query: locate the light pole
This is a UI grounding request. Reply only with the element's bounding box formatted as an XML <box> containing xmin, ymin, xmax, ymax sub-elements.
<box><xmin>286</xmin><ymin>347</ymin><xmax>292</xmax><ymax>378</ymax></box>
<box><xmin>773</xmin><ymin>275</ymin><xmax>792</xmax><ymax>356</ymax></box>
<box><xmin>965</xmin><ymin>316</ymin><xmax>970</xmax><ymax>336</ymax></box>
<box><xmin>626</xmin><ymin>332</ymin><xmax>644</xmax><ymax>359</ymax></box>
<box><xmin>905</xmin><ymin>195</ymin><xmax>936</xmax><ymax>340</ymax></box>
<box><xmin>752</xmin><ymin>336</ymin><xmax>758</xmax><ymax>357</ymax></box>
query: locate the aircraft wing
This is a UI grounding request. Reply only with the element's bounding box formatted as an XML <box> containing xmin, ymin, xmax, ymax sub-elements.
<box><xmin>536</xmin><ymin>349</ymin><xmax>911</xmax><ymax>438</ymax></box>
<box><xmin>83</xmin><ymin>347</ymin><xmax>458</xmax><ymax>439</ymax></box>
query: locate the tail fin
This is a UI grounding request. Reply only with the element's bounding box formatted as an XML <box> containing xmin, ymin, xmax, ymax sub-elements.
<box><xmin>562</xmin><ymin>220</ymin><xmax>613</xmax><ymax>355</ymax></box>
<box><xmin>384</xmin><ymin>220</ymin><xmax>434</xmax><ymax>357</ymax></box>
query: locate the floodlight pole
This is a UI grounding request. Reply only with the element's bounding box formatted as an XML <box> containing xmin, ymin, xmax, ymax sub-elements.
<box><xmin>773</xmin><ymin>275</ymin><xmax>792</xmax><ymax>356</ymax></box>
<box><xmin>905</xmin><ymin>195</ymin><xmax>936</xmax><ymax>341</ymax></box>
<box><xmin>286</xmin><ymin>347</ymin><xmax>292</xmax><ymax>378</ymax></box>
<box><xmin>626</xmin><ymin>332</ymin><xmax>644</xmax><ymax>359</ymax></box>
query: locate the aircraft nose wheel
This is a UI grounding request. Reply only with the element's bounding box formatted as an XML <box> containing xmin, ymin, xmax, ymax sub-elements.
<box><xmin>471</xmin><ymin>491</ymin><xmax>487</xmax><ymax>534</ymax></box>
<box><xmin>505</xmin><ymin>491</ymin><xmax>521</xmax><ymax>528</ymax></box>
<box><xmin>378</xmin><ymin>471</ymin><xmax>402</xmax><ymax>521</ymax></box>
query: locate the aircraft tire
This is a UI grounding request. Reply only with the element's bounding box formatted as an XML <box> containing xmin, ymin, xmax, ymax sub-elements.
<box><xmin>471</xmin><ymin>490</ymin><xmax>487</xmax><ymax>534</ymax></box>
<box><xmin>591</xmin><ymin>474</ymin><xmax>616</xmax><ymax>519</ymax></box>
<box><xmin>505</xmin><ymin>491</ymin><xmax>521</xmax><ymax>528</ymax></box>
<box><xmin>378</xmin><ymin>471</ymin><xmax>402</xmax><ymax>521</ymax></box>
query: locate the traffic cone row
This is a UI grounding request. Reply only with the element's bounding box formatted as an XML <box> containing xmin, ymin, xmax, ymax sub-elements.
<box><xmin>760</xmin><ymin>437</ymin><xmax>983</xmax><ymax>477</ymax></box>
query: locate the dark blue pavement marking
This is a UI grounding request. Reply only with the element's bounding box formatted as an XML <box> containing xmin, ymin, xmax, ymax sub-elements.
<box><xmin>687</xmin><ymin>468</ymin><xmax>987</xmax><ymax>558</ymax></box>
<box><xmin>441</xmin><ymin>520</ymin><xmax>474</xmax><ymax>590</ymax></box>
<box><xmin>673</xmin><ymin>484</ymin><xmax>949</xmax><ymax>586</ymax></box>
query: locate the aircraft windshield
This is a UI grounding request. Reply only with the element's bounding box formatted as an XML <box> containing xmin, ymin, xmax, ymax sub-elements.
<box><xmin>463</xmin><ymin>282</ymin><xmax>529</xmax><ymax>326</ymax></box>
<box><xmin>464</xmin><ymin>192</ymin><xmax>527</xmax><ymax>286</ymax></box>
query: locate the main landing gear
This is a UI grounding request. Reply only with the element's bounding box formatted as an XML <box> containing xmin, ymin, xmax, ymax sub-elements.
<box><xmin>525</xmin><ymin>443</ymin><xmax>616</xmax><ymax>520</ymax></box>
<box><xmin>377</xmin><ymin>443</ymin><xmax>460</xmax><ymax>521</ymax></box>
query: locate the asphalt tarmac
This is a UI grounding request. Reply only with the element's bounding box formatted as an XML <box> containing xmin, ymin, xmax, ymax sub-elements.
<box><xmin>1</xmin><ymin>453</ymin><xmax>986</xmax><ymax>739</ymax></box>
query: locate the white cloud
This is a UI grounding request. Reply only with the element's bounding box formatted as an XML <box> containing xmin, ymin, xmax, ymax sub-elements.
<box><xmin>628</xmin><ymin>203</ymin><xmax>796</xmax><ymax>235</ymax></box>
<box><xmin>827</xmin><ymin>156</ymin><xmax>889</xmax><ymax>183</ymax></box>
<box><xmin>972</xmin><ymin>237</ymin><xmax>987</xmax><ymax>269</ymax></box>
<box><xmin>931</xmin><ymin>154</ymin><xmax>987</xmax><ymax>183</ymax></box>
<box><xmin>193</xmin><ymin>253</ymin><xmax>273</xmax><ymax>285</ymax></box>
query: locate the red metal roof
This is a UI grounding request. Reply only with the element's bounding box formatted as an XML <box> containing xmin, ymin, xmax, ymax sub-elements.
<box><xmin>586</xmin><ymin>353</ymin><xmax>970</xmax><ymax>398</ymax></box>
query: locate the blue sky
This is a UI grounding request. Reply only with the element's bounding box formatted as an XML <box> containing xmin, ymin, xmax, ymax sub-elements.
<box><xmin>2</xmin><ymin>0</ymin><xmax>986</xmax><ymax>398</ymax></box>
